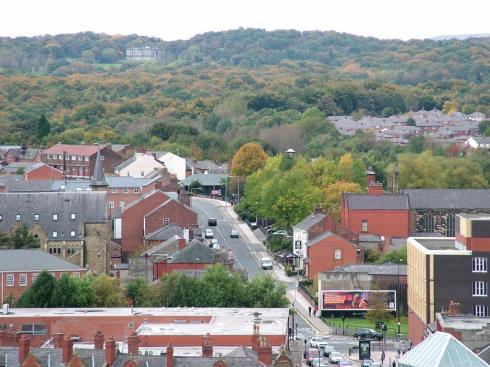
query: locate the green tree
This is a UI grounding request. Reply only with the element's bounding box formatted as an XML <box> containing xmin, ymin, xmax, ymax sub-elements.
<box><xmin>126</xmin><ymin>278</ymin><xmax>154</xmax><ymax>307</ymax></box>
<box><xmin>36</xmin><ymin>114</ymin><xmax>51</xmax><ymax>139</ymax></box>
<box><xmin>0</xmin><ymin>225</ymin><xmax>40</xmax><ymax>249</ymax></box>
<box><xmin>92</xmin><ymin>275</ymin><xmax>126</xmax><ymax>307</ymax></box>
<box><xmin>52</xmin><ymin>274</ymin><xmax>79</xmax><ymax>307</ymax></box>
<box><xmin>365</xmin><ymin>292</ymin><xmax>393</xmax><ymax>329</ymax></box>
<box><xmin>248</xmin><ymin>275</ymin><xmax>288</xmax><ymax>307</ymax></box>
<box><xmin>16</xmin><ymin>271</ymin><xmax>56</xmax><ymax>307</ymax></box>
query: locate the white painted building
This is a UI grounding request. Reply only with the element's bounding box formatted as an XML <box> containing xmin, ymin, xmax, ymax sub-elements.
<box><xmin>292</xmin><ymin>211</ymin><xmax>327</xmax><ymax>272</ymax></box>
<box><xmin>465</xmin><ymin>136</ymin><xmax>490</xmax><ymax>149</ymax></box>
<box><xmin>115</xmin><ymin>153</ymin><xmax>165</xmax><ymax>178</ymax></box>
<box><xmin>157</xmin><ymin>151</ymin><xmax>186</xmax><ymax>180</ymax></box>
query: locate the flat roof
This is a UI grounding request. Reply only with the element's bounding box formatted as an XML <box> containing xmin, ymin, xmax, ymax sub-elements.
<box><xmin>437</xmin><ymin>313</ymin><xmax>490</xmax><ymax>331</ymax></box>
<box><xmin>408</xmin><ymin>237</ymin><xmax>471</xmax><ymax>255</ymax></box>
<box><xmin>457</xmin><ymin>213</ymin><xmax>490</xmax><ymax>220</ymax></box>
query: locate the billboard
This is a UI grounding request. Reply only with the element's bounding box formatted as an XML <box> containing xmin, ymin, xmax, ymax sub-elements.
<box><xmin>320</xmin><ymin>290</ymin><xmax>396</xmax><ymax>311</ymax></box>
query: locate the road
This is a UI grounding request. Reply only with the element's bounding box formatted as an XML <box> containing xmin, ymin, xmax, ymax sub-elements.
<box><xmin>191</xmin><ymin>197</ymin><xmax>264</xmax><ymax>279</ymax></box>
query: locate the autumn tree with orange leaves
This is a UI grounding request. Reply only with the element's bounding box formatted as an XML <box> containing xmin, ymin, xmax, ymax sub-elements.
<box><xmin>231</xmin><ymin>143</ymin><xmax>268</xmax><ymax>177</ymax></box>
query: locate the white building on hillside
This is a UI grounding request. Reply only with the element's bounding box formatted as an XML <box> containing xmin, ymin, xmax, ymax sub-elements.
<box><xmin>156</xmin><ymin>151</ymin><xmax>186</xmax><ymax>180</ymax></box>
<box><xmin>115</xmin><ymin>153</ymin><xmax>165</xmax><ymax>178</ymax></box>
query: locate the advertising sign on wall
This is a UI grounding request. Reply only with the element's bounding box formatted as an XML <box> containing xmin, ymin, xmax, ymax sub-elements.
<box><xmin>320</xmin><ymin>290</ymin><xmax>396</xmax><ymax>311</ymax></box>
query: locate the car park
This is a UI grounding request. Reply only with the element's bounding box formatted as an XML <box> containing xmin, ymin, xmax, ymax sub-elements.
<box><xmin>204</xmin><ymin>229</ymin><xmax>214</xmax><ymax>238</ymax></box>
<box><xmin>329</xmin><ymin>351</ymin><xmax>343</xmax><ymax>364</ymax></box>
<box><xmin>230</xmin><ymin>229</ymin><xmax>239</xmax><ymax>238</ymax></box>
<box><xmin>310</xmin><ymin>337</ymin><xmax>330</xmax><ymax>348</ymax></box>
<box><xmin>208</xmin><ymin>218</ymin><xmax>217</xmax><ymax>226</ymax></box>
<box><xmin>260</xmin><ymin>257</ymin><xmax>273</xmax><ymax>270</ymax></box>
<box><xmin>353</xmin><ymin>328</ymin><xmax>383</xmax><ymax>341</ymax></box>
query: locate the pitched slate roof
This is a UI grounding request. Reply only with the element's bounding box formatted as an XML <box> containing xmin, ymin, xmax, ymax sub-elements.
<box><xmin>143</xmin><ymin>235</ymin><xmax>182</xmax><ymax>257</ymax></box>
<box><xmin>403</xmin><ymin>189</ymin><xmax>490</xmax><ymax>209</ymax></box>
<box><xmin>0</xmin><ymin>347</ymin><xmax>62</xmax><ymax>367</ymax></box>
<box><xmin>181</xmin><ymin>174</ymin><xmax>228</xmax><ymax>187</ymax></box>
<box><xmin>331</xmin><ymin>263</ymin><xmax>407</xmax><ymax>276</ymax></box>
<box><xmin>0</xmin><ymin>249</ymin><xmax>85</xmax><ymax>271</ymax></box>
<box><xmin>145</xmin><ymin>224</ymin><xmax>184</xmax><ymax>241</ymax></box>
<box><xmin>343</xmin><ymin>193</ymin><xmax>409</xmax><ymax>210</ymax></box>
<box><xmin>294</xmin><ymin>213</ymin><xmax>326</xmax><ymax>231</ymax></box>
<box><xmin>6</xmin><ymin>180</ymin><xmax>54</xmax><ymax>192</ymax></box>
<box><xmin>169</xmin><ymin>241</ymin><xmax>226</xmax><ymax>264</ymax></box>
<box><xmin>307</xmin><ymin>231</ymin><xmax>355</xmax><ymax>249</ymax></box>
<box><xmin>115</xmin><ymin>156</ymin><xmax>136</xmax><ymax>171</ymax></box>
<box><xmin>398</xmin><ymin>332</ymin><xmax>489</xmax><ymax>367</ymax></box>
<box><xmin>0</xmin><ymin>192</ymin><xmax>107</xmax><ymax>241</ymax></box>
<box><xmin>43</xmin><ymin>143</ymin><xmax>105</xmax><ymax>156</ymax></box>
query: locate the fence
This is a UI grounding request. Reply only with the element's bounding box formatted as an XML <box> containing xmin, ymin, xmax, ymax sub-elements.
<box><xmin>324</xmin><ymin>320</ymin><xmax>408</xmax><ymax>341</ymax></box>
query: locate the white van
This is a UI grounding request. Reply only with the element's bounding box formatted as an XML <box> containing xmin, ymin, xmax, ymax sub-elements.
<box><xmin>261</xmin><ymin>257</ymin><xmax>273</xmax><ymax>270</ymax></box>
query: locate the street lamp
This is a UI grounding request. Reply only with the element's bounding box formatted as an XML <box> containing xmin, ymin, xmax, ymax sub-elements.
<box><xmin>397</xmin><ymin>258</ymin><xmax>403</xmax><ymax>337</ymax></box>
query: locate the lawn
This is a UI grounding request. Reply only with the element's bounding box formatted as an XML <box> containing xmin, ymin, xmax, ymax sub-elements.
<box><xmin>321</xmin><ymin>315</ymin><xmax>408</xmax><ymax>338</ymax></box>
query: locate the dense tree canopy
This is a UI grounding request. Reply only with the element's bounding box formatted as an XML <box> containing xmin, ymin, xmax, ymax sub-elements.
<box><xmin>231</xmin><ymin>142</ymin><xmax>268</xmax><ymax>176</ymax></box>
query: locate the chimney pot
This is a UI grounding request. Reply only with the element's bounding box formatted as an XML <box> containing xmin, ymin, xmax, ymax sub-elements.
<box><xmin>448</xmin><ymin>300</ymin><xmax>461</xmax><ymax>316</ymax></box>
<box><xmin>62</xmin><ymin>337</ymin><xmax>73</xmax><ymax>364</ymax></box>
<box><xmin>105</xmin><ymin>338</ymin><xmax>117</xmax><ymax>367</ymax></box>
<box><xmin>202</xmin><ymin>333</ymin><xmax>213</xmax><ymax>358</ymax></box>
<box><xmin>54</xmin><ymin>333</ymin><xmax>64</xmax><ymax>349</ymax></box>
<box><xmin>128</xmin><ymin>332</ymin><xmax>140</xmax><ymax>356</ymax></box>
<box><xmin>178</xmin><ymin>238</ymin><xmax>186</xmax><ymax>250</ymax></box>
<box><xmin>257</xmin><ymin>336</ymin><xmax>273</xmax><ymax>366</ymax></box>
<box><xmin>18</xmin><ymin>334</ymin><xmax>30</xmax><ymax>363</ymax></box>
<box><xmin>94</xmin><ymin>330</ymin><xmax>104</xmax><ymax>350</ymax></box>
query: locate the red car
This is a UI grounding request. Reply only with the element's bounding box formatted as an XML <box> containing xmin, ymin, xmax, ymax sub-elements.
<box><xmin>306</xmin><ymin>348</ymin><xmax>321</xmax><ymax>366</ymax></box>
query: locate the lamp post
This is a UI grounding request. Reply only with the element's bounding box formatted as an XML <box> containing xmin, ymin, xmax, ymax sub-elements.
<box><xmin>397</xmin><ymin>258</ymin><xmax>402</xmax><ymax>337</ymax></box>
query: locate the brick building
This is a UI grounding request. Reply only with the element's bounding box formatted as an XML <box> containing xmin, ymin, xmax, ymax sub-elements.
<box><xmin>0</xmin><ymin>192</ymin><xmax>110</xmax><ymax>274</ymax></box>
<box><xmin>407</xmin><ymin>214</ymin><xmax>490</xmax><ymax>345</ymax></box>
<box><xmin>24</xmin><ymin>162</ymin><xmax>64</xmax><ymax>181</ymax></box>
<box><xmin>41</xmin><ymin>144</ymin><xmax>122</xmax><ymax>178</ymax></box>
<box><xmin>306</xmin><ymin>231</ymin><xmax>362</xmax><ymax>279</ymax></box>
<box><xmin>121</xmin><ymin>190</ymin><xmax>198</xmax><ymax>257</ymax></box>
<box><xmin>0</xmin><ymin>249</ymin><xmax>86</xmax><ymax>304</ymax></box>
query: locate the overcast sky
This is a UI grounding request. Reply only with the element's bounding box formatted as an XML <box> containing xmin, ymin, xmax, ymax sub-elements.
<box><xmin>1</xmin><ymin>0</ymin><xmax>489</xmax><ymax>41</ymax></box>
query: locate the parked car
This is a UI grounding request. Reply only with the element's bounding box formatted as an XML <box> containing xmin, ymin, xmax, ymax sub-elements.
<box><xmin>261</xmin><ymin>257</ymin><xmax>273</xmax><ymax>270</ymax></box>
<box><xmin>249</xmin><ymin>221</ymin><xmax>258</xmax><ymax>229</ymax></box>
<box><xmin>361</xmin><ymin>359</ymin><xmax>375</xmax><ymax>367</ymax></box>
<box><xmin>329</xmin><ymin>351</ymin><xmax>343</xmax><ymax>364</ymax></box>
<box><xmin>208</xmin><ymin>218</ymin><xmax>217</xmax><ymax>226</ymax></box>
<box><xmin>309</xmin><ymin>357</ymin><xmax>328</xmax><ymax>367</ymax></box>
<box><xmin>230</xmin><ymin>229</ymin><xmax>239</xmax><ymax>238</ymax></box>
<box><xmin>271</xmin><ymin>230</ymin><xmax>292</xmax><ymax>238</ymax></box>
<box><xmin>204</xmin><ymin>229</ymin><xmax>214</xmax><ymax>239</ymax></box>
<box><xmin>353</xmin><ymin>328</ymin><xmax>383</xmax><ymax>341</ymax></box>
<box><xmin>208</xmin><ymin>239</ymin><xmax>220</xmax><ymax>249</ymax></box>
<box><xmin>310</xmin><ymin>337</ymin><xmax>330</xmax><ymax>348</ymax></box>
<box><xmin>321</xmin><ymin>345</ymin><xmax>336</xmax><ymax>357</ymax></box>
<box><xmin>306</xmin><ymin>349</ymin><xmax>321</xmax><ymax>366</ymax></box>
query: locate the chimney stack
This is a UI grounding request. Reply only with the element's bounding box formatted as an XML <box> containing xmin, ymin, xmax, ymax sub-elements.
<box><xmin>105</xmin><ymin>338</ymin><xmax>117</xmax><ymax>367</ymax></box>
<box><xmin>62</xmin><ymin>337</ymin><xmax>73</xmax><ymax>364</ymax></box>
<box><xmin>94</xmin><ymin>330</ymin><xmax>104</xmax><ymax>350</ymax></box>
<box><xmin>166</xmin><ymin>343</ymin><xmax>174</xmax><ymax>367</ymax></box>
<box><xmin>366</xmin><ymin>168</ymin><xmax>376</xmax><ymax>186</ymax></box>
<box><xmin>127</xmin><ymin>332</ymin><xmax>140</xmax><ymax>356</ymax></box>
<box><xmin>54</xmin><ymin>333</ymin><xmax>64</xmax><ymax>349</ymax></box>
<box><xmin>252</xmin><ymin>323</ymin><xmax>260</xmax><ymax>353</ymax></box>
<box><xmin>178</xmin><ymin>238</ymin><xmax>186</xmax><ymax>250</ymax></box>
<box><xmin>257</xmin><ymin>336</ymin><xmax>273</xmax><ymax>366</ymax></box>
<box><xmin>18</xmin><ymin>334</ymin><xmax>30</xmax><ymax>364</ymax></box>
<box><xmin>448</xmin><ymin>300</ymin><xmax>461</xmax><ymax>316</ymax></box>
<box><xmin>202</xmin><ymin>333</ymin><xmax>213</xmax><ymax>357</ymax></box>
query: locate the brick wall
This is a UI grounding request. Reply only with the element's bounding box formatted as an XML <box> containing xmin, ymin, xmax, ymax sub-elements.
<box><xmin>144</xmin><ymin>200</ymin><xmax>198</xmax><ymax>235</ymax></box>
<box><xmin>343</xmin><ymin>209</ymin><xmax>409</xmax><ymax>238</ymax></box>
<box><xmin>25</xmin><ymin>164</ymin><xmax>64</xmax><ymax>181</ymax></box>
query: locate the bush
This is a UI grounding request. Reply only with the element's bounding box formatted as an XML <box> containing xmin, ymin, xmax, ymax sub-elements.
<box><xmin>267</xmin><ymin>234</ymin><xmax>291</xmax><ymax>253</ymax></box>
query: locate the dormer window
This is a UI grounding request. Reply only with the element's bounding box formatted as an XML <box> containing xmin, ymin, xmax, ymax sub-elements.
<box><xmin>70</xmin><ymin>231</ymin><xmax>76</xmax><ymax>237</ymax></box>
<box><xmin>33</xmin><ymin>214</ymin><xmax>39</xmax><ymax>221</ymax></box>
<box><xmin>52</xmin><ymin>214</ymin><xmax>58</xmax><ymax>221</ymax></box>
<box><xmin>100</xmin><ymin>155</ymin><xmax>105</xmax><ymax>160</ymax></box>
<box><xmin>52</xmin><ymin>231</ymin><xmax>58</xmax><ymax>238</ymax></box>
<box><xmin>70</xmin><ymin>213</ymin><xmax>76</xmax><ymax>220</ymax></box>
<box><xmin>15</xmin><ymin>214</ymin><xmax>21</xmax><ymax>221</ymax></box>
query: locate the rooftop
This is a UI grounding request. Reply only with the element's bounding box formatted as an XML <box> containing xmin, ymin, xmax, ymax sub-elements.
<box><xmin>403</xmin><ymin>189</ymin><xmax>490</xmax><ymax>209</ymax></box>
<box><xmin>294</xmin><ymin>212</ymin><xmax>326</xmax><ymax>231</ymax></box>
<box><xmin>408</xmin><ymin>237</ymin><xmax>471</xmax><ymax>255</ymax></box>
<box><xmin>42</xmin><ymin>143</ymin><xmax>107</xmax><ymax>156</ymax></box>
<box><xmin>437</xmin><ymin>313</ymin><xmax>490</xmax><ymax>331</ymax></box>
<box><xmin>329</xmin><ymin>263</ymin><xmax>407</xmax><ymax>276</ymax></box>
<box><xmin>0</xmin><ymin>249</ymin><xmax>85</xmax><ymax>272</ymax></box>
<box><xmin>181</xmin><ymin>173</ymin><xmax>228</xmax><ymax>187</ymax></box>
<box><xmin>343</xmin><ymin>192</ymin><xmax>409</xmax><ymax>210</ymax></box>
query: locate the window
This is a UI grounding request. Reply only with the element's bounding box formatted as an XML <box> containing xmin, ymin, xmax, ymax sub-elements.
<box><xmin>65</xmin><ymin>155</ymin><xmax>69</xmax><ymax>160</ymax></box>
<box><xmin>19</xmin><ymin>274</ymin><xmax>27</xmax><ymax>286</ymax></box>
<box><xmin>361</xmin><ymin>220</ymin><xmax>368</xmax><ymax>232</ymax></box>
<box><xmin>119</xmin><ymin>201</ymin><xmax>126</xmax><ymax>208</ymax></box>
<box><xmin>84</xmin><ymin>156</ymin><xmax>89</xmax><ymax>161</ymax></box>
<box><xmin>70</xmin><ymin>213</ymin><xmax>76</xmax><ymax>220</ymax></box>
<box><xmin>163</xmin><ymin>218</ymin><xmax>170</xmax><ymax>226</ymax></box>
<box><xmin>53</xmin><ymin>154</ymin><xmax>57</xmax><ymax>159</ymax></box>
<box><xmin>123</xmin><ymin>187</ymin><xmax>128</xmax><ymax>193</ymax></box>
<box><xmin>74</xmin><ymin>272</ymin><xmax>81</xmax><ymax>278</ymax></box>
<box><xmin>6</xmin><ymin>274</ymin><xmax>14</xmax><ymax>287</ymax></box>
<box><xmin>134</xmin><ymin>187</ymin><xmax>140</xmax><ymax>193</ymax></box>
<box><xmin>334</xmin><ymin>249</ymin><xmax>342</xmax><ymax>260</ymax></box>
<box><xmin>473</xmin><ymin>257</ymin><xmax>488</xmax><ymax>273</ymax></box>
<box><xmin>473</xmin><ymin>281</ymin><xmax>488</xmax><ymax>296</ymax></box>
<box><xmin>33</xmin><ymin>214</ymin><xmax>39</xmax><ymax>221</ymax></box>
<box><xmin>446</xmin><ymin>214</ymin><xmax>456</xmax><ymax>237</ymax></box>
<box><xmin>52</xmin><ymin>231</ymin><xmax>58</xmax><ymax>238</ymax></box>
<box><xmin>474</xmin><ymin>305</ymin><xmax>488</xmax><ymax>317</ymax></box>
<box><xmin>52</xmin><ymin>214</ymin><xmax>58</xmax><ymax>221</ymax></box>
<box><xmin>0</xmin><ymin>215</ymin><xmax>2</xmax><ymax>221</ymax></box>
<box><xmin>71</xmin><ymin>155</ymin><xmax>76</xmax><ymax>161</ymax></box>
<box><xmin>140</xmin><ymin>171</ymin><xmax>145</xmax><ymax>177</ymax></box>
<box><xmin>32</xmin><ymin>273</ymin><xmax>39</xmax><ymax>282</ymax></box>
<box><xmin>78</xmin><ymin>156</ymin><xmax>82</xmax><ymax>161</ymax></box>
<box><xmin>70</xmin><ymin>231</ymin><xmax>76</xmax><ymax>237</ymax></box>
<box><xmin>15</xmin><ymin>214</ymin><xmax>21</xmax><ymax>221</ymax></box>
<box><xmin>100</xmin><ymin>155</ymin><xmax>105</xmax><ymax>160</ymax></box>
<box><xmin>111</xmin><ymin>187</ymin><xmax>117</xmax><ymax>193</ymax></box>
<box><xmin>21</xmin><ymin>323</ymin><xmax>47</xmax><ymax>335</ymax></box>
<box><xmin>108</xmin><ymin>202</ymin><xmax>115</xmax><ymax>209</ymax></box>
<box><xmin>47</xmin><ymin>154</ymin><xmax>52</xmax><ymax>159</ymax></box>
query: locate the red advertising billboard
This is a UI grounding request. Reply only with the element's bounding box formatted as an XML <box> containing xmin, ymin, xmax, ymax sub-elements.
<box><xmin>320</xmin><ymin>290</ymin><xmax>396</xmax><ymax>311</ymax></box>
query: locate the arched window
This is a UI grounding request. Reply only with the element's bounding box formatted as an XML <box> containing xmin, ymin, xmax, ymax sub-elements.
<box><xmin>446</xmin><ymin>214</ymin><xmax>455</xmax><ymax>237</ymax></box>
<box><xmin>425</xmin><ymin>214</ymin><xmax>435</xmax><ymax>233</ymax></box>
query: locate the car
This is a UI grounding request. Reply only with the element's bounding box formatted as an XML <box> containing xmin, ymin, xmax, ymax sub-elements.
<box><xmin>309</xmin><ymin>357</ymin><xmax>328</xmax><ymax>367</ymax></box>
<box><xmin>339</xmin><ymin>359</ymin><xmax>353</xmax><ymax>366</ymax></box>
<box><xmin>208</xmin><ymin>218</ymin><xmax>217</xmax><ymax>226</ymax></box>
<box><xmin>208</xmin><ymin>239</ymin><xmax>219</xmax><ymax>249</ymax></box>
<box><xmin>306</xmin><ymin>348</ymin><xmax>321</xmax><ymax>366</ymax></box>
<box><xmin>204</xmin><ymin>229</ymin><xmax>214</xmax><ymax>239</ymax></box>
<box><xmin>361</xmin><ymin>359</ymin><xmax>374</xmax><ymax>367</ymax></box>
<box><xmin>230</xmin><ymin>229</ymin><xmax>239</xmax><ymax>238</ymax></box>
<box><xmin>249</xmin><ymin>221</ymin><xmax>258</xmax><ymax>229</ymax></box>
<box><xmin>329</xmin><ymin>351</ymin><xmax>343</xmax><ymax>364</ymax></box>
<box><xmin>261</xmin><ymin>257</ymin><xmax>273</xmax><ymax>270</ymax></box>
<box><xmin>271</xmin><ymin>230</ymin><xmax>289</xmax><ymax>236</ymax></box>
<box><xmin>310</xmin><ymin>337</ymin><xmax>330</xmax><ymax>348</ymax></box>
<box><xmin>321</xmin><ymin>345</ymin><xmax>336</xmax><ymax>357</ymax></box>
<box><xmin>353</xmin><ymin>328</ymin><xmax>383</xmax><ymax>341</ymax></box>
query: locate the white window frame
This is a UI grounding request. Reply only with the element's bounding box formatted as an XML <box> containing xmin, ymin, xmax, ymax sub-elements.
<box><xmin>334</xmin><ymin>249</ymin><xmax>342</xmax><ymax>260</ymax></box>
<box><xmin>78</xmin><ymin>156</ymin><xmax>82</xmax><ymax>161</ymax></box>
<box><xmin>53</xmin><ymin>154</ymin><xmax>57</xmax><ymax>159</ymax></box>
<box><xmin>361</xmin><ymin>220</ymin><xmax>368</xmax><ymax>233</ymax></box>
<box><xmin>15</xmin><ymin>214</ymin><xmax>21</xmax><ymax>221</ymax></box>
<box><xmin>474</xmin><ymin>304</ymin><xmax>488</xmax><ymax>317</ymax></box>
<box><xmin>32</xmin><ymin>273</ymin><xmax>39</xmax><ymax>282</ymax></box>
<box><xmin>123</xmin><ymin>187</ymin><xmax>128</xmax><ymax>193</ymax></box>
<box><xmin>52</xmin><ymin>231</ymin><xmax>58</xmax><ymax>238</ymax></box>
<box><xmin>19</xmin><ymin>274</ymin><xmax>27</xmax><ymax>286</ymax></box>
<box><xmin>71</xmin><ymin>155</ymin><xmax>76</xmax><ymax>161</ymax></box>
<box><xmin>134</xmin><ymin>187</ymin><xmax>140</xmax><ymax>193</ymax></box>
<box><xmin>140</xmin><ymin>171</ymin><xmax>145</xmax><ymax>177</ymax></box>
<box><xmin>70</xmin><ymin>213</ymin><xmax>76</xmax><ymax>220</ymax></box>
<box><xmin>111</xmin><ymin>187</ymin><xmax>117</xmax><ymax>193</ymax></box>
<box><xmin>473</xmin><ymin>257</ymin><xmax>488</xmax><ymax>273</ymax></box>
<box><xmin>101</xmin><ymin>155</ymin><xmax>105</xmax><ymax>160</ymax></box>
<box><xmin>70</xmin><ymin>231</ymin><xmax>76</xmax><ymax>237</ymax></box>
<box><xmin>52</xmin><ymin>214</ymin><xmax>58</xmax><ymax>221</ymax></box>
<box><xmin>108</xmin><ymin>202</ymin><xmax>115</xmax><ymax>209</ymax></box>
<box><xmin>473</xmin><ymin>281</ymin><xmax>488</xmax><ymax>297</ymax></box>
<box><xmin>119</xmin><ymin>201</ymin><xmax>126</xmax><ymax>208</ymax></box>
<box><xmin>84</xmin><ymin>156</ymin><xmax>89</xmax><ymax>162</ymax></box>
<box><xmin>6</xmin><ymin>274</ymin><xmax>14</xmax><ymax>287</ymax></box>
<box><xmin>0</xmin><ymin>215</ymin><xmax>2</xmax><ymax>221</ymax></box>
